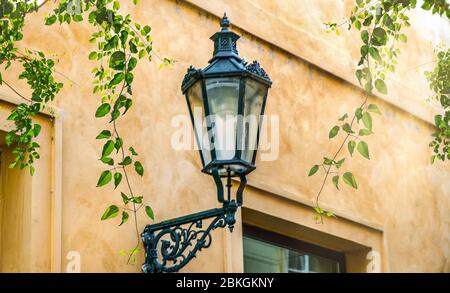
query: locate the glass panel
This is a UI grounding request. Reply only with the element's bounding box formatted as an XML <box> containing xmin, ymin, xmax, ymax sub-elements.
<box><xmin>243</xmin><ymin>236</ymin><xmax>341</xmax><ymax>273</ymax></box>
<box><xmin>205</xmin><ymin>78</ymin><xmax>240</xmax><ymax>162</ymax></box>
<box><xmin>187</xmin><ymin>81</ymin><xmax>211</xmax><ymax>166</ymax></box>
<box><xmin>240</xmin><ymin>79</ymin><xmax>267</xmax><ymax>164</ymax></box>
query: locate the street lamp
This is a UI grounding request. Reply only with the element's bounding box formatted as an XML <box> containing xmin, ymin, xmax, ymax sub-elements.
<box><xmin>141</xmin><ymin>13</ymin><xmax>271</xmax><ymax>273</ymax></box>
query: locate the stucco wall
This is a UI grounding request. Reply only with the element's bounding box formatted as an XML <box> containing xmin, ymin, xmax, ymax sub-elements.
<box><xmin>0</xmin><ymin>0</ymin><xmax>448</xmax><ymax>272</ymax></box>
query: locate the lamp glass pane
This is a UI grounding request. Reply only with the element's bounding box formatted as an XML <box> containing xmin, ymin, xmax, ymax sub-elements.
<box><xmin>241</xmin><ymin>79</ymin><xmax>267</xmax><ymax>164</ymax></box>
<box><xmin>187</xmin><ymin>81</ymin><xmax>211</xmax><ymax>166</ymax></box>
<box><xmin>205</xmin><ymin>77</ymin><xmax>240</xmax><ymax>161</ymax></box>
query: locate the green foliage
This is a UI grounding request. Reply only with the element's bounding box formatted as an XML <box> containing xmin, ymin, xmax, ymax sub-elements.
<box><xmin>426</xmin><ymin>48</ymin><xmax>449</xmax><ymax>163</ymax></box>
<box><xmin>314</xmin><ymin>0</ymin><xmax>449</xmax><ymax>222</ymax></box>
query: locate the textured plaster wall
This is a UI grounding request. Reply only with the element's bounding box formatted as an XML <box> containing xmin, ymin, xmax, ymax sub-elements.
<box><xmin>0</xmin><ymin>0</ymin><xmax>448</xmax><ymax>272</ymax></box>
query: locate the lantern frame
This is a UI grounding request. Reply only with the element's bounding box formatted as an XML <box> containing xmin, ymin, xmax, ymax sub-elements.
<box><xmin>181</xmin><ymin>13</ymin><xmax>272</xmax><ymax>179</ymax></box>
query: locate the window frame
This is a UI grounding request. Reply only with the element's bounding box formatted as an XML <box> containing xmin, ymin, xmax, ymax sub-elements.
<box><xmin>243</xmin><ymin>224</ymin><xmax>347</xmax><ymax>273</ymax></box>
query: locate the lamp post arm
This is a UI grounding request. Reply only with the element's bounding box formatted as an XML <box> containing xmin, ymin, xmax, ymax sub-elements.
<box><xmin>141</xmin><ymin>200</ymin><xmax>238</xmax><ymax>273</ymax></box>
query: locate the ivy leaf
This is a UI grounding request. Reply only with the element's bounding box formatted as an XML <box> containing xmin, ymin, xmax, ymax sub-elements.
<box><xmin>375</xmin><ymin>79</ymin><xmax>387</xmax><ymax>94</ymax></box>
<box><xmin>355</xmin><ymin>107</ymin><xmax>363</xmax><ymax>122</ymax></box>
<box><xmin>332</xmin><ymin>175</ymin><xmax>339</xmax><ymax>190</ymax></box>
<box><xmin>372</xmin><ymin>27</ymin><xmax>387</xmax><ymax>46</ymax></box>
<box><xmin>101</xmin><ymin>205</ymin><xmax>119</xmax><ymax>220</ymax></box>
<box><xmin>119</xmin><ymin>156</ymin><xmax>132</xmax><ymax>166</ymax></box>
<box><xmin>362</xmin><ymin>112</ymin><xmax>372</xmax><ymax>131</ymax></box>
<box><xmin>348</xmin><ymin>140</ymin><xmax>356</xmax><ymax>156</ymax></box>
<box><xmin>88</xmin><ymin>51</ymin><xmax>97</xmax><ymax>60</ymax></box>
<box><xmin>109</xmin><ymin>51</ymin><xmax>125</xmax><ymax>70</ymax></box>
<box><xmin>343</xmin><ymin>172</ymin><xmax>358</xmax><ymax>189</ymax></box>
<box><xmin>368</xmin><ymin>104</ymin><xmax>381</xmax><ymax>115</ymax></box>
<box><xmin>33</xmin><ymin>124</ymin><xmax>42</xmax><ymax>137</ymax></box>
<box><xmin>338</xmin><ymin>113</ymin><xmax>348</xmax><ymax>121</ymax></box>
<box><xmin>129</xmin><ymin>146</ymin><xmax>138</xmax><ymax>156</ymax></box>
<box><xmin>96</xmin><ymin>130</ymin><xmax>111</xmax><ymax>139</ymax></box>
<box><xmin>357</xmin><ymin>141</ymin><xmax>370</xmax><ymax>159</ymax></box>
<box><xmin>342</xmin><ymin>123</ymin><xmax>354</xmax><ymax>134</ymax></box>
<box><xmin>100</xmin><ymin>157</ymin><xmax>114</xmax><ymax>165</ymax></box>
<box><xmin>128</xmin><ymin>57</ymin><xmax>137</xmax><ymax>71</ymax></box>
<box><xmin>308</xmin><ymin>165</ymin><xmax>319</xmax><ymax>176</ymax></box>
<box><xmin>369</xmin><ymin>47</ymin><xmax>381</xmax><ymax>62</ymax></box>
<box><xmin>109</xmin><ymin>72</ymin><xmax>125</xmax><ymax>87</ymax></box>
<box><xmin>97</xmin><ymin>170</ymin><xmax>112</xmax><ymax>187</ymax></box>
<box><xmin>134</xmin><ymin>161</ymin><xmax>144</xmax><ymax>176</ymax></box>
<box><xmin>145</xmin><ymin>206</ymin><xmax>154</xmax><ymax>220</ymax></box>
<box><xmin>102</xmin><ymin>140</ymin><xmax>115</xmax><ymax>158</ymax></box>
<box><xmin>119</xmin><ymin>211</ymin><xmax>128</xmax><ymax>226</ymax></box>
<box><xmin>361</xmin><ymin>30</ymin><xmax>369</xmax><ymax>44</ymax></box>
<box><xmin>359</xmin><ymin>128</ymin><xmax>373</xmax><ymax>136</ymax></box>
<box><xmin>114</xmin><ymin>172</ymin><xmax>122</xmax><ymax>189</ymax></box>
<box><xmin>45</xmin><ymin>15</ymin><xmax>57</xmax><ymax>25</ymax></box>
<box><xmin>131</xmin><ymin>196</ymin><xmax>143</xmax><ymax>204</ymax></box>
<box><xmin>95</xmin><ymin>103</ymin><xmax>111</xmax><ymax>118</ymax></box>
<box><xmin>121</xmin><ymin>192</ymin><xmax>129</xmax><ymax>204</ymax></box>
<box><xmin>329</xmin><ymin>125</ymin><xmax>339</xmax><ymax>139</ymax></box>
<box><xmin>335</xmin><ymin>158</ymin><xmax>345</xmax><ymax>169</ymax></box>
<box><xmin>323</xmin><ymin>157</ymin><xmax>334</xmax><ymax>165</ymax></box>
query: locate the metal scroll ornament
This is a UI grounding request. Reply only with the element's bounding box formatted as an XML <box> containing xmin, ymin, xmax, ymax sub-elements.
<box><xmin>141</xmin><ymin>201</ymin><xmax>238</xmax><ymax>273</ymax></box>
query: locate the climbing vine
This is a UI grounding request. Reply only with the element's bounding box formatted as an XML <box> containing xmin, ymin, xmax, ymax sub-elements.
<box><xmin>312</xmin><ymin>0</ymin><xmax>450</xmax><ymax>222</ymax></box>
<box><xmin>1</xmin><ymin>0</ymin><xmax>173</xmax><ymax>264</ymax></box>
<box><xmin>427</xmin><ymin>48</ymin><xmax>449</xmax><ymax>163</ymax></box>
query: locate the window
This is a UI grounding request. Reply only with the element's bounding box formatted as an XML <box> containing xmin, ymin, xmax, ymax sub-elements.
<box><xmin>243</xmin><ymin>225</ymin><xmax>345</xmax><ymax>273</ymax></box>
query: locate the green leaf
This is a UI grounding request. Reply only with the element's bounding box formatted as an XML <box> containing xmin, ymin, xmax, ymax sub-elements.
<box><xmin>73</xmin><ymin>14</ymin><xmax>83</xmax><ymax>22</ymax></box>
<box><xmin>372</xmin><ymin>27</ymin><xmax>387</xmax><ymax>46</ymax></box>
<box><xmin>89</xmin><ymin>51</ymin><xmax>98</xmax><ymax>60</ymax></box>
<box><xmin>323</xmin><ymin>157</ymin><xmax>334</xmax><ymax>165</ymax></box>
<box><xmin>33</xmin><ymin>124</ymin><xmax>42</xmax><ymax>137</ymax></box>
<box><xmin>129</xmin><ymin>146</ymin><xmax>138</xmax><ymax>156</ymax></box>
<box><xmin>100</xmin><ymin>157</ymin><xmax>114</xmax><ymax>165</ymax></box>
<box><xmin>95</xmin><ymin>103</ymin><xmax>111</xmax><ymax>118</ymax></box>
<box><xmin>119</xmin><ymin>211</ymin><xmax>128</xmax><ymax>226</ymax></box>
<box><xmin>119</xmin><ymin>156</ymin><xmax>132</xmax><ymax>166</ymax></box>
<box><xmin>133</xmin><ymin>0</ymin><xmax>141</xmax><ymax>4</ymax></box>
<box><xmin>375</xmin><ymin>79</ymin><xmax>387</xmax><ymax>94</ymax></box>
<box><xmin>329</xmin><ymin>125</ymin><xmax>339</xmax><ymax>139</ymax></box>
<box><xmin>398</xmin><ymin>34</ymin><xmax>407</xmax><ymax>43</ymax></box>
<box><xmin>358</xmin><ymin>128</ymin><xmax>373</xmax><ymax>136</ymax></box>
<box><xmin>369</xmin><ymin>47</ymin><xmax>381</xmax><ymax>62</ymax></box>
<box><xmin>96</xmin><ymin>130</ymin><xmax>112</xmax><ymax>139</ymax></box>
<box><xmin>355</xmin><ymin>108</ymin><xmax>363</xmax><ymax>121</ymax></box>
<box><xmin>113</xmin><ymin>1</ymin><xmax>120</xmax><ymax>10</ymax></box>
<box><xmin>97</xmin><ymin>170</ymin><xmax>112</xmax><ymax>187</ymax></box>
<box><xmin>101</xmin><ymin>205</ymin><xmax>119</xmax><ymax>220</ymax></box>
<box><xmin>134</xmin><ymin>161</ymin><xmax>144</xmax><ymax>176</ymax></box>
<box><xmin>362</xmin><ymin>112</ymin><xmax>372</xmax><ymax>131</ymax></box>
<box><xmin>145</xmin><ymin>206</ymin><xmax>154</xmax><ymax>220</ymax></box>
<box><xmin>109</xmin><ymin>72</ymin><xmax>125</xmax><ymax>87</ymax></box>
<box><xmin>45</xmin><ymin>15</ymin><xmax>57</xmax><ymax>25</ymax></box>
<box><xmin>121</xmin><ymin>192</ymin><xmax>129</xmax><ymax>204</ymax></box>
<box><xmin>338</xmin><ymin>113</ymin><xmax>348</xmax><ymax>121</ymax></box>
<box><xmin>335</xmin><ymin>158</ymin><xmax>345</xmax><ymax>169</ymax></box>
<box><xmin>360</xmin><ymin>45</ymin><xmax>369</xmax><ymax>57</ymax></box>
<box><xmin>348</xmin><ymin>140</ymin><xmax>356</xmax><ymax>156</ymax></box>
<box><xmin>308</xmin><ymin>165</ymin><xmax>319</xmax><ymax>176</ymax></box>
<box><xmin>332</xmin><ymin>175</ymin><xmax>339</xmax><ymax>190</ymax></box>
<box><xmin>368</xmin><ymin>104</ymin><xmax>381</xmax><ymax>114</ymax></box>
<box><xmin>361</xmin><ymin>30</ymin><xmax>369</xmax><ymax>44</ymax></box>
<box><xmin>342</xmin><ymin>123</ymin><xmax>354</xmax><ymax>134</ymax></box>
<box><xmin>132</xmin><ymin>196</ymin><xmax>143</xmax><ymax>204</ymax></box>
<box><xmin>114</xmin><ymin>137</ymin><xmax>123</xmax><ymax>152</ymax></box>
<box><xmin>109</xmin><ymin>51</ymin><xmax>125</xmax><ymax>70</ymax></box>
<box><xmin>357</xmin><ymin>141</ymin><xmax>370</xmax><ymax>159</ymax></box>
<box><xmin>114</xmin><ymin>172</ymin><xmax>122</xmax><ymax>189</ymax></box>
<box><xmin>5</xmin><ymin>132</ymin><xmax>14</xmax><ymax>146</ymax></box>
<box><xmin>128</xmin><ymin>57</ymin><xmax>137</xmax><ymax>71</ymax></box>
<box><xmin>343</xmin><ymin>172</ymin><xmax>358</xmax><ymax>189</ymax></box>
<box><xmin>102</xmin><ymin>140</ymin><xmax>115</xmax><ymax>158</ymax></box>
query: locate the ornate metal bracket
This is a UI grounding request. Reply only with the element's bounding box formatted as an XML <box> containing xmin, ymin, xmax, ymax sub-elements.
<box><xmin>141</xmin><ymin>200</ymin><xmax>238</xmax><ymax>273</ymax></box>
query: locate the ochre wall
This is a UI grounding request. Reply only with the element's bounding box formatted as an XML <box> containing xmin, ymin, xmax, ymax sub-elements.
<box><xmin>0</xmin><ymin>0</ymin><xmax>448</xmax><ymax>272</ymax></box>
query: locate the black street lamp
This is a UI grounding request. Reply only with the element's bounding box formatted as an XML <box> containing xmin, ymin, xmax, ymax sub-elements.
<box><xmin>141</xmin><ymin>13</ymin><xmax>271</xmax><ymax>273</ymax></box>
